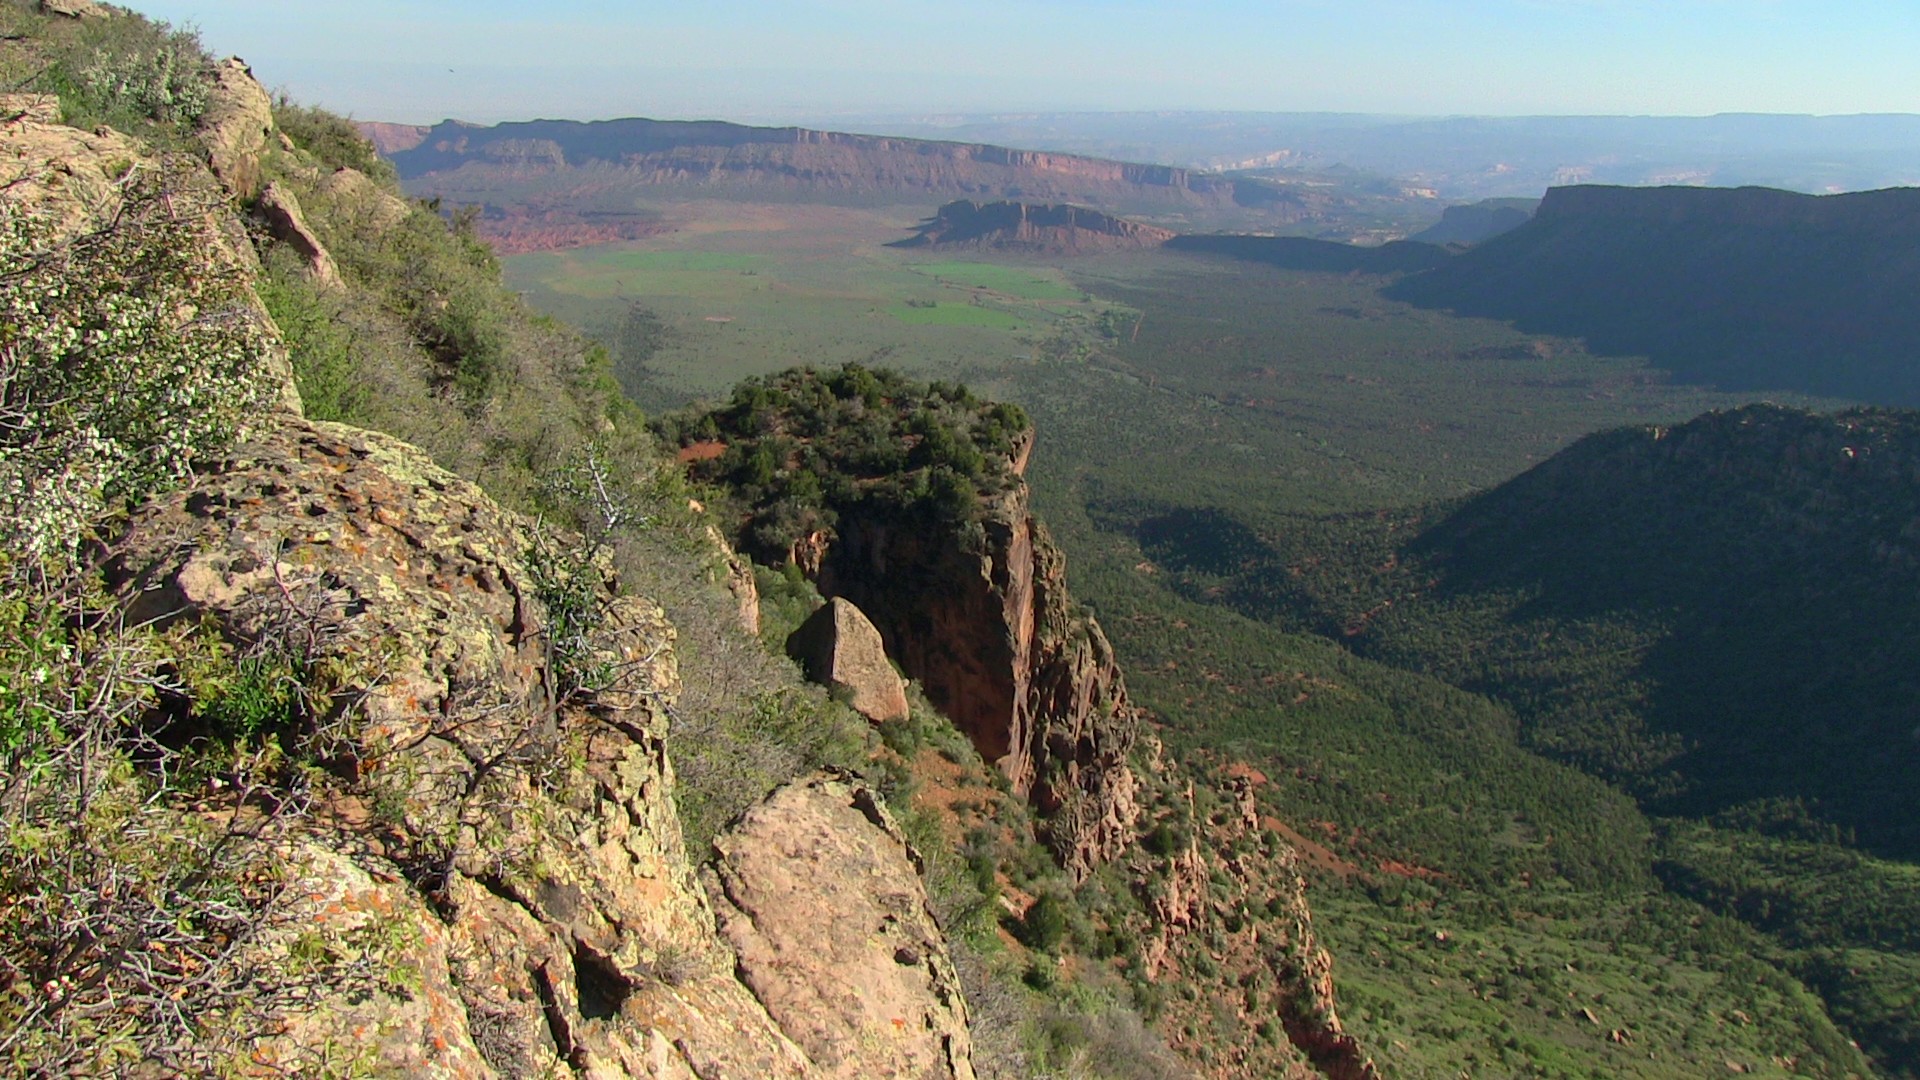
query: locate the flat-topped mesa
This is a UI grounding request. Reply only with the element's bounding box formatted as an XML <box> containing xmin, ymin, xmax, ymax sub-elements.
<box><xmin>894</xmin><ymin>199</ymin><xmax>1177</xmax><ymax>254</ymax></box>
<box><xmin>1534</xmin><ymin>182</ymin><xmax>1920</xmax><ymax>235</ymax></box>
<box><xmin>376</xmin><ymin>115</ymin><xmax>1283</xmax><ymax>219</ymax></box>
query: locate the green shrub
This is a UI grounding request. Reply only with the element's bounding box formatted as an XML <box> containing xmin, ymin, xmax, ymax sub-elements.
<box><xmin>0</xmin><ymin>162</ymin><xmax>279</xmax><ymax>568</ymax></box>
<box><xmin>272</xmin><ymin>97</ymin><xmax>395</xmax><ymax>181</ymax></box>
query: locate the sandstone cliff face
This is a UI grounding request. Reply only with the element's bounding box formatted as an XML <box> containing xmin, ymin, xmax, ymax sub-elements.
<box><xmin>382</xmin><ymin>116</ymin><xmax>1296</xmax><ymax>221</ymax></box>
<box><xmin>1140</xmin><ymin>766</ymin><xmax>1380</xmax><ymax>1080</ymax></box>
<box><xmin>811</xmin><ymin>442</ymin><xmax>1142</xmax><ymax>880</ymax></box>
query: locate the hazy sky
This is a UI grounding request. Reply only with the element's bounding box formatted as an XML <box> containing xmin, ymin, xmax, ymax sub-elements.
<box><xmin>137</xmin><ymin>1</ymin><xmax>1920</xmax><ymax>125</ymax></box>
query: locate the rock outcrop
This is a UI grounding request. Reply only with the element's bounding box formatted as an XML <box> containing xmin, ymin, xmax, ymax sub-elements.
<box><xmin>1141</xmin><ymin>764</ymin><xmax>1381</xmax><ymax>1080</ymax></box>
<box><xmin>785</xmin><ymin>598</ymin><xmax>910</xmax><ymax>723</ymax></box>
<box><xmin>894</xmin><ymin>199</ymin><xmax>1176</xmax><ymax>255</ymax></box>
<box><xmin>0</xmin><ymin>93</ymin><xmax>59</xmax><ymax>124</ymax></box>
<box><xmin>704</xmin><ymin>774</ymin><xmax>976</xmax><ymax>1080</ymax></box>
<box><xmin>256</xmin><ymin>180</ymin><xmax>340</xmax><ymax>287</ymax></box>
<box><xmin>95</xmin><ymin>408</ymin><xmax>987</xmax><ymax>1077</ymax></box>
<box><xmin>812</xmin><ymin>444</ymin><xmax>1142</xmax><ymax>880</ymax></box>
<box><xmin>45</xmin><ymin>90</ymin><xmax>979</xmax><ymax>1068</ymax></box>
<box><xmin>195</xmin><ymin>57</ymin><xmax>275</xmax><ymax>199</ymax></box>
<box><xmin>103</xmin><ymin>417</ymin><xmax>812</xmax><ymax>1077</ymax></box>
<box><xmin>39</xmin><ymin>0</ymin><xmax>107</xmax><ymax>18</ymax></box>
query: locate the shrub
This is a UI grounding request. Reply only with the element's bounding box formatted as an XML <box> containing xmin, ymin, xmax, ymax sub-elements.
<box><xmin>0</xmin><ymin>161</ymin><xmax>279</xmax><ymax>567</ymax></box>
<box><xmin>272</xmin><ymin>97</ymin><xmax>395</xmax><ymax>181</ymax></box>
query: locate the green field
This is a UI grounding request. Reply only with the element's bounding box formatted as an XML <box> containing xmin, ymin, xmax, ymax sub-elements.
<box><xmin>885</xmin><ymin>301</ymin><xmax>1028</xmax><ymax>328</ymax></box>
<box><xmin>906</xmin><ymin>259</ymin><xmax>1089</xmax><ymax>301</ymax></box>
<box><xmin>503</xmin><ymin>207</ymin><xmax>1132</xmax><ymax>404</ymax></box>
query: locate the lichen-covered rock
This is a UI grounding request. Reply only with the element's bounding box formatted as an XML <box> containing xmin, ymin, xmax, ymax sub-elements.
<box><xmin>2</xmin><ymin>110</ymin><xmax>160</xmax><ymax>235</ymax></box>
<box><xmin>314</xmin><ymin>165</ymin><xmax>413</xmax><ymax>232</ymax></box>
<box><xmin>785</xmin><ymin>598</ymin><xmax>909</xmax><ymax>723</ymax></box>
<box><xmin>104</xmin><ymin>416</ymin><xmax>822</xmax><ymax>1077</ymax></box>
<box><xmin>38</xmin><ymin>0</ymin><xmax>107</xmax><ymax>18</ymax></box>
<box><xmin>0</xmin><ymin>93</ymin><xmax>59</xmax><ymax>124</ymax></box>
<box><xmin>704</xmin><ymin>774</ymin><xmax>976</xmax><ymax>1080</ymax></box>
<box><xmin>236</xmin><ymin>843</ymin><xmax>495</xmax><ymax>1079</ymax></box>
<box><xmin>194</xmin><ymin>57</ymin><xmax>275</xmax><ymax>199</ymax></box>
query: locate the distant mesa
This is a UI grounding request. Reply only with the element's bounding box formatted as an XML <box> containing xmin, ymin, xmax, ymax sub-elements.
<box><xmin>893</xmin><ymin>200</ymin><xmax>1176</xmax><ymax>254</ymax></box>
<box><xmin>1408</xmin><ymin>197</ymin><xmax>1539</xmax><ymax>246</ymax></box>
<box><xmin>1389</xmin><ymin>183</ymin><xmax>1920</xmax><ymax>405</ymax></box>
<box><xmin>355</xmin><ymin>121</ymin><xmax>431</xmax><ymax>156</ymax></box>
<box><xmin>371</xmin><ymin>115</ymin><xmax>1314</xmax><ymax>222</ymax></box>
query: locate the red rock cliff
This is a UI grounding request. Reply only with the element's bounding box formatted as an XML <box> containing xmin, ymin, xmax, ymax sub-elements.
<box><xmin>809</xmin><ymin>434</ymin><xmax>1142</xmax><ymax>879</ymax></box>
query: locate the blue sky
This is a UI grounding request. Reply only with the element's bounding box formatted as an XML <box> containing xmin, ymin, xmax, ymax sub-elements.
<box><xmin>138</xmin><ymin>1</ymin><xmax>1920</xmax><ymax>124</ymax></box>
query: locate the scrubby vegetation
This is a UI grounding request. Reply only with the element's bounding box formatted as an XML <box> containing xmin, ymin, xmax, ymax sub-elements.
<box><xmin>0</xmin><ymin>1</ymin><xmax>211</xmax><ymax>144</ymax></box>
<box><xmin>655</xmin><ymin>364</ymin><xmax>1030</xmax><ymax>559</ymax></box>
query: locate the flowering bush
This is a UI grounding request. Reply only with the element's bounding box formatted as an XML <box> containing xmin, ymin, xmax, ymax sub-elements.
<box><xmin>0</xmin><ymin>159</ymin><xmax>278</xmax><ymax>568</ymax></box>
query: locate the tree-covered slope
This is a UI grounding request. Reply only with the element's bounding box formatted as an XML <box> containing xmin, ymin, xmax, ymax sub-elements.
<box><xmin>1119</xmin><ymin>401</ymin><xmax>1920</xmax><ymax>1075</ymax></box>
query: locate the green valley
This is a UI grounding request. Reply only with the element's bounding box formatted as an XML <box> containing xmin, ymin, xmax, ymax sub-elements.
<box><xmin>492</xmin><ymin>203</ymin><xmax>1900</xmax><ymax>1076</ymax></box>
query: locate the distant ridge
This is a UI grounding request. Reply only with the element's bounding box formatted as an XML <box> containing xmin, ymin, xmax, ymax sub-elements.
<box><xmin>1390</xmin><ymin>183</ymin><xmax>1920</xmax><ymax>404</ymax></box>
<box><xmin>1408</xmin><ymin>197</ymin><xmax>1538</xmax><ymax>246</ymax></box>
<box><xmin>892</xmin><ymin>200</ymin><xmax>1175</xmax><ymax>254</ymax></box>
<box><xmin>377</xmin><ymin>115</ymin><xmax>1314</xmax><ymax>220</ymax></box>
<box><xmin>356</xmin><ymin>121</ymin><xmax>430</xmax><ymax>155</ymax></box>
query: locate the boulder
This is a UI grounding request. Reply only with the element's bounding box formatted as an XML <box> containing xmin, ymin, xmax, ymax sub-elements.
<box><xmin>704</xmin><ymin>774</ymin><xmax>976</xmax><ymax>1080</ymax></box>
<box><xmin>257</xmin><ymin>180</ymin><xmax>340</xmax><ymax>287</ymax></box>
<box><xmin>785</xmin><ymin>598</ymin><xmax>910</xmax><ymax>723</ymax></box>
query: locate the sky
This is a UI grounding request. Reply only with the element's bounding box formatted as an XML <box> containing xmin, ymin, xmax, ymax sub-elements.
<box><xmin>137</xmin><ymin>1</ymin><xmax>1920</xmax><ymax>126</ymax></box>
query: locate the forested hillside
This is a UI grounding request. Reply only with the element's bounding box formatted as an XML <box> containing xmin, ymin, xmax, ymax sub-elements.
<box><xmin>1120</xmin><ymin>403</ymin><xmax>1920</xmax><ymax>1075</ymax></box>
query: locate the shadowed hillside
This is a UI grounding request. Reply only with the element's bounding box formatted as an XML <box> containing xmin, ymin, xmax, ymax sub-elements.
<box><xmin>1388</xmin><ymin>183</ymin><xmax>1920</xmax><ymax>404</ymax></box>
<box><xmin>1148</xmin><ymin>404</ymin><xmax>1920</xmax><ymax>856</ymax></box>
<box><xmin>1408</xmin><ymin>197</ymin><xmax>1538</xmax><ymax>246</ymax></box>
